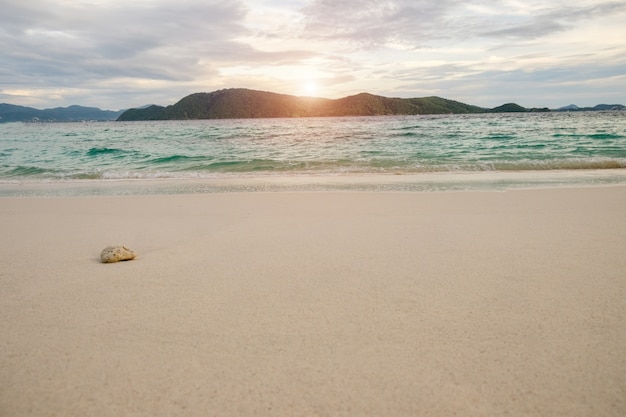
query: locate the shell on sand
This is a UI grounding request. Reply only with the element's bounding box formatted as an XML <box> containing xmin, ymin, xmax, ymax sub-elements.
<box><xmin>100</xmin><ymin>245</ymin><xmax>137</xmax><ymax>263</ymax></box>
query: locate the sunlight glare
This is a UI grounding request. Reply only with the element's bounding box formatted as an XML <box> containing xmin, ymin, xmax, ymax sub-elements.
<box><xmin>303</xmin><ymin>81</ymin><xmax>317</xmax><ymax>96</ymax></box>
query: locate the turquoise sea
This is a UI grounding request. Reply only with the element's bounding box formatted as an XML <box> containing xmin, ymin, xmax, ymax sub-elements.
<box><xmin>1</xmin><ymin>111</ymin><xmax>626</xmax><ymax>196</ymax></box>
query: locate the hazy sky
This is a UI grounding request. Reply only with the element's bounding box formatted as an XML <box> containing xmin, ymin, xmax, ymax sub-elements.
<box><xmin>1</xmin><ymin>0</ymin><xmax>625</xmax><ymax>110</ymax></box>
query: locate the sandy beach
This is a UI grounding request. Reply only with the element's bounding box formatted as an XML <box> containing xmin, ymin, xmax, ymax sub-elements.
<box><xmin>1</xmin><ymin>185</ymin><xmax>625</xmax><ymax>416</ymax></box>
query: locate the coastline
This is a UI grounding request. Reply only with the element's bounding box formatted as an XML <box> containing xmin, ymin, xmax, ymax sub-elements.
<box><xmin>2</xmin><ymin>168</ymin><xmax>626</xmax><ymax>197</ymax></box>
<box><xmin>2</xmin><ymin>186</ymin><xmax>625</xmax><ymax>416</ymax></box>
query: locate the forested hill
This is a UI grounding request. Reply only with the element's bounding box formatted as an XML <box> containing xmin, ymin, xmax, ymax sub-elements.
<box><xmin>117</xmin><ymin>89</ymin><xmax>488</xmax><ymax>120</ymax></box>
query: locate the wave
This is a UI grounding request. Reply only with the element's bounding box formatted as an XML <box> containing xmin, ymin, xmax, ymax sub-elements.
<box><xmin>188</xmin><ymin>159</ymin><xmax>288</xmax><ymax>172</ymax></box>
<box><xmin>587</xmin><ymin>133</ymin><xmax>625</xmax><ymax>140</ymax></box>
<box><xmin>148</xmin><ymin>157</ymin><xmax>327</xmax><ymax>173</ymax></box>
<box><xmin>483</xmin><ymin>134</ymin><xmax>517</xmax><ymax>141</ymax></box>
<box><xmin>392</xmin><ymin>131</ymin><xmax>420</xmax><ymax>137</ymax></box>
<box><xmin>86</xmin><ymin>147</ymin><xmax>126</xmax><ymax>157</ymax></box>
<box><xmin>553</xmin><ymin>133</ymin><xmax>625</xmax><ymax>140</ymax></box>
<box><xmin>179</xmin><ymin>157</ymin><xmax>626</xmax><ymax>174</ymax></box>
<box><xmin>149</xmin><ymin>155</ymin><xmax>211</xmax><ymax>165</ymax></box>
<box><xmin>482</xmin><ymin>159</ymin><xmax>626</xmax><ymax>171</ymax></box>
<box><xmin>4</xmin><ymin>165</ymin><xmax>52</xmax><ymax>177</ymax></box>
<box><xmin>3</xmin><ymin>158</ymin><xmax>626</xmax><ymax>181</ymax></box>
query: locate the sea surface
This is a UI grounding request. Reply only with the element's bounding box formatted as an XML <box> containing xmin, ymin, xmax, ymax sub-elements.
<box><xmin>1</xmin><ymin>111</ymin><xmax>626</xmax><ymax>196</ymax></box>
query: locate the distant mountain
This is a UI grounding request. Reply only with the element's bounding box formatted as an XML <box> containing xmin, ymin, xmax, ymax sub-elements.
<box><xmin>117</xmin><ymin>89</ymin><xmax>487</xmax><ymax>121</ymax></box>
<box><xmin>556</xmin><ymin>103</ymin><xmax>625</xmax><ymax>112</ymax></box>
<box><xmin>0</xmin><ymin>103</ymin><xmax>124</xmax><ymax>123</ymax></box>
<box><xmin>591</xmin><ymin>104</ymin><xmax>625</xmax><ymax>111</ymax></box>
<box><xmin>558</xmin><ymin>104</ymin><xmax>580</xmax><ymax>111</ymax></box>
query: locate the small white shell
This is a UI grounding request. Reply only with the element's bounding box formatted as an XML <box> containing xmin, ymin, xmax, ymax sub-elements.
<box><xmin>100</xmin><ymin>245</ymin><xmax>137</xmax><ymax>263</ymax></box>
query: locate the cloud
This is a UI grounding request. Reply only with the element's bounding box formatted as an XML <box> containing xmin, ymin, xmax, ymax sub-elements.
<box><xmin>0</xmin><ymin>0</ymin><xmax>624</xmax><ymax>109</ymax></box>
<box><xmin>478</xmin><ymin>1</ymin><xmax>626</xmax><ymax>39</ymax></box>
<box><xmin>0</xmin><ymin>0</ymin><xmax>336</xmax><ymax>107</ymax></box>
<box><xmin>299</xmin><ymin>0</ymin><xmax>626</xmax><ymax>46</ymax></box>
<box><xmin>382</xmin><ymin>44</ymin><xmax>626</xmax><ymax>107</ymax></box>
<box><xmin>0</xmin><ymin>0</ymin><xmax>258</xmax><ymax>107</ymax></box>
<box><xmin>300</xmin><ymin>0</ymin><xmax>459</xmax><ymax>47</ymax></box>
<box><xmin>1</xmin><ymin>1</ymin><xmax>249</xmax><ymax>67</ymax></box>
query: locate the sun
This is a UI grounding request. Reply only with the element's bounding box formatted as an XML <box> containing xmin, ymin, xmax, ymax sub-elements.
<box><xmin>302</xmin><ymin>81</ymin><xmax>318</xmax><ymax>97</ymax></box>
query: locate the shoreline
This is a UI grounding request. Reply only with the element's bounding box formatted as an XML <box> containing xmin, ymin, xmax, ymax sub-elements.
<box><xmin>2</xmin><ymin>187</ymin><xmax>625</xmax><ymax>416</ymax></box>
<box><xmin>2</xmin><ymin>168</ymin><xmax>626</xmax><ymax>197</ymax></box>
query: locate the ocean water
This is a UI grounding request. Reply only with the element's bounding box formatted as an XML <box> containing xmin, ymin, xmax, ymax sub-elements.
<box><xmin>1</xmin><ymin>111</ymin><xmax>626</xmax><ymax>195</ymax></box>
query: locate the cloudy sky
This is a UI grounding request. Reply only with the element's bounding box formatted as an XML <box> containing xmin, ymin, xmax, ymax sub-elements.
<box><xmin>1</xmin><ymin>0</ymin><xmax>625</xmax><ymax>110</ymax></box>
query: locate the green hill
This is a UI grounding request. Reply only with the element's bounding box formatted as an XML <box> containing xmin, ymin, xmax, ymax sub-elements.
<box><xmin>117</xmin><ymin>105</ymin><xmax>166</xmax><ymax>120</ymax></box>
<box><xmin>489</xmin><ymin>103</ymin><xmax>527</xmax><ymax>113</ymax></box>
<box><xmin>118</xmin><ymin>89</ymin><xmax>487</xmax><ymax>121</ymax></box>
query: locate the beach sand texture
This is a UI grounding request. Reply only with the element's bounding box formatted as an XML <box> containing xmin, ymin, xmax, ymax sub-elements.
<box><xmin>1</xmin><ymin>187</ymin><xmax>625</xmax><ymax>416</ymax></box>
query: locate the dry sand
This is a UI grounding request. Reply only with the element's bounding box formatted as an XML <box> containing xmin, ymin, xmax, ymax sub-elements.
<box><xmin>1</xmin><ymin>186</ymin><xmax>625</xmax><ymax>416</ymax></box>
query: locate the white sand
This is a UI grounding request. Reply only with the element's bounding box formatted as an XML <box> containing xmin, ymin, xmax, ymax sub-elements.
<box><xmin>1</xmin><ymin>186</ymin><xmax>625</xmax><ymax>416</ymax></box>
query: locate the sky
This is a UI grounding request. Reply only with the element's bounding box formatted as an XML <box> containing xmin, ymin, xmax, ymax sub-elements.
<box><xmin>1</xmin><ymin>0</ymin><xmax>625</xmax><ymax>110</ymax></box>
